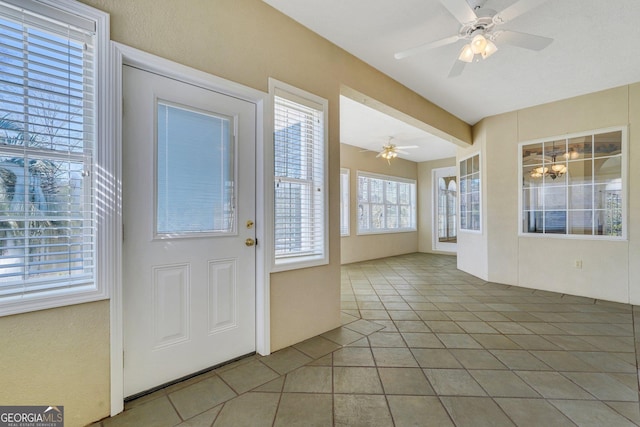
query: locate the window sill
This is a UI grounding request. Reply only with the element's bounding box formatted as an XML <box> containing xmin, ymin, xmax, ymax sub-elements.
<box><xmin>272</xmin><ymin>254</ymin><xmax>329</xmax><ymax>273</ymax></box>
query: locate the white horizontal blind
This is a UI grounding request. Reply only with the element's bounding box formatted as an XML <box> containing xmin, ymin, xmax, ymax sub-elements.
<box><xmin>273</xmin><ymin>89</ymin><xmax>325</xmax><ymax>261</ymax></box>
<box><xmin>340</xmin><ymin>168</ymin><xmax>349</xmax><ymax>236</ymax></box>
<box><xmin>0</xmin><ymin>2</ymin><xmax>95</xmax><ymax>300</ymax></box>
<box><xmin>357</xmin><ymin>172</ymin><xmax>416</xmax><ymax>234</ymax></box>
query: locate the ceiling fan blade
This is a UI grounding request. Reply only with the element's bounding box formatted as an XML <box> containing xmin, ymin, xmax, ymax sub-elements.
<box><xmin>440</xmin><ymin>0</ymin><xmax>477</xmax><ymax>25</ymax></box>
<box><xmin>376</xmin><ymin>152</ymin><xmax>383</xmax><ymax>158</ymax></box>
<box><xmin>394</xmin><ymin>35</ymin><xmax>461</xmax><ymax>60</ymax></box>
<box><xmin>497</xmin><ymin>30</ymin><xmax>553</xmax><ymax>51</ymax></box>
<box><xmin>448</xmin><ymin>60</ymin><xmax>466</xmax><ymax>78</ymax></box>
<box><xmin>395</xmin><ymin>145</ymin><xmax>419</xmax><ymax>149</ymax></box>
<box><xmin>493</xmin><ymin>0</ymin><xmax>550</xmax><ymax>25</ymax></box>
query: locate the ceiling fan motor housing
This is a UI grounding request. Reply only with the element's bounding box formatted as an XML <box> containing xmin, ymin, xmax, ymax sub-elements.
<box><xmin>459</xmin><ymin>9</ymin><xmax>497</xmax><ymax>40</ymax></box>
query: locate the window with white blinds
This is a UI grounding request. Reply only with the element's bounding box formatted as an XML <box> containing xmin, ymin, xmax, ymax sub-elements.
<box><xmin>0</xmin><ymin>0</ymin><xmax>107</xmax><ymax>315</ymax></box>
<box><xmin>357</xmin><ymin>171</ymin><xmax>417</xmax><ymax>234</ymax></box>
<box><xmin>272</xmin><ymin>83</ymin><xmax>328</xmax><ymax>269</ymax></box>
<box><xmin>340</xmin><ymin>168</ymin><xmax>350</xmax><ymax>236</ymax></box>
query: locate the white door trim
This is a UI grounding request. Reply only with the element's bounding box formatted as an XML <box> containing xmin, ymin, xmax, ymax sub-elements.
<box><xmin>109</xmin><ymin>41</ymin><xmax>270</xmax><ymax>416</ymax></box>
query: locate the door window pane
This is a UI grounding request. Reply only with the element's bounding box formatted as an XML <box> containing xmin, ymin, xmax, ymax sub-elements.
<box><xmin>157</xmin><ymin>102</ymin><xmax>234</xmax><ymax>235</ymax></box>
<box><xmin>459</xmin><ymin>154</ymin><xmax>481</xmax><ymax>232</ymax></box>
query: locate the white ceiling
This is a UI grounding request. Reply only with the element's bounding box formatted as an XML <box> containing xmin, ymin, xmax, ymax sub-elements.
<box><xmin>264</xmin><ymin>0</ymin><xmax>640</xmax><ymax>161</ymax></box>
<box><xmin>340</xmin><ymin>96</ymin><xmax>457</xmax><ymax>162</ymax></box>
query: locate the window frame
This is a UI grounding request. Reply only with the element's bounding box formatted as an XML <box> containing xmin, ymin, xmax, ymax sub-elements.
<box><xmin>518</xmin><ymin>126</ymin><xmax>628</xmax><ymax>240</ymax></box>
<box><xmin>0</xmin><ymin>0</ymin><xmax>112</xmax><ymax>317</ymax></box>
<box><xmin>340</xmin><ymin>167</ymin><xmax>350</xmax><ymax>237</ymax></box>
<box><xmin>269</xmin><ymin>79</ymin><xmax>328</xmax><ymax>272</ymax></box>
<box><xmin>356</xmin><ymin>170</ymin><xmax>417</xmax><ymax>235</ymax></box>
<box><xmin>458</xmin><ymin>152</ymin><xmax>482</xmax><ymax>233</ymax></box>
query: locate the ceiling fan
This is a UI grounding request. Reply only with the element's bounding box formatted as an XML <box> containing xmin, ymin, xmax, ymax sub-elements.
<box><xmin>376</xmin><ymin>140</ymin><xmax>419</xmax><ymax>162</ymax></box>
<box><xmin>394</xmin><ymin>0</ymin><xmax>553</xmax><ymax>77</ymax></box>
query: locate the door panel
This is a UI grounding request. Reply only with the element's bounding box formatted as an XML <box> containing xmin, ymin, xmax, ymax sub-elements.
<box><xmin>122</xmin><ymin>65</ymin><xmax>256</xmax><ymax>397</ymax></box>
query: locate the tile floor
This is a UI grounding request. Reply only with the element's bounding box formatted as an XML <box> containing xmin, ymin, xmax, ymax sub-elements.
<box><xmin>93</xmin><ymin>253</ymin><xmax>640</xmax><ymax>426</ymax></box>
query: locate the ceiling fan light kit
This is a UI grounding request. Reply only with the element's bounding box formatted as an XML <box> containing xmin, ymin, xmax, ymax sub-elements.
<box><xmin>458</xmin><ymin>33</ymin><xmax>498</xmax><ymax>62</ymax></box>
<box><xmin>395</xmin><ymin>0</ymin><xmax>553</xmax><ymax>76</ymax></box>
<box><xmin>375</xmin><ymin>139</ymin><xmax>419</xmax><ymax>163</ymax></box>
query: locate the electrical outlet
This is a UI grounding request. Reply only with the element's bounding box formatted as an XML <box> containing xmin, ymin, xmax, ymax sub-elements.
<box><xmin>574</xmin><ymin>260</ymin><xmax>583</xmax><ymax>269</ymax></box>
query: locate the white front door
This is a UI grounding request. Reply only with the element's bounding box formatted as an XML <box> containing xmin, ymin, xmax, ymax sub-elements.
<box><xmin>122</xmin><ymin>65</ymin><xmax>257</xmax><ymax>397</ymax></box>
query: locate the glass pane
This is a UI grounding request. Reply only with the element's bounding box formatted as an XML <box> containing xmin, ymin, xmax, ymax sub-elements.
<box><xmin>459</xmin><ymin>159</ymin><xmax>467</xmax><ymax>177</ymax></box>
<box><xmin>522</xmin><ymin>143</ymin><xmax>544</xmax><ymax>165</ymax></box>
<box><xmin>594</xmin><ymin>131</ymin><xmax>622</xmax><ymax>158</ymax></box>
<box><xmin>544</xmin><ymin>211</ymin><xmax>566</xmax><ymax>234</ymax></box>
<box><xmin>358</xmin><ymin>203</ymin><xmax>369</xmax><ymax>231</ymax></box>
<box><xmin>398</xmin><ymin>183</ymin><xmax>411</xmax><ymax>204</ymax></box>
<box><xmin>275</xmin><ymin>182</ymin><xmax>300</xmax><ymax>252</ymax></box>
<box><xmin>437</xmin><ymin>176</ymin><xmax>456</xmax><ymax>242</ymax></box>
<box><xmin>358</xmin><ymin>176</ymin><xmax>368</xmax><ymax>202</ymax></box>
<box><xmin>459</xmin><ymin>177</ymin><xmax>467</xmax><ymax>193</ymax></box>
<box><xmin>371</xmin><ymin>204</ymin><xmax>384</xmax><ymax>229</ymax></box>
<box><xmin>568</xmin><ymin>210</ymin><xmax>593</xmax><ymax>235</ymax></box>
<box><xmin>385</xmin><ymin>205</ymin><xmax>398</xmax><ymax>229</ymax></box>
<box><xmin>595</xmin><ymin>185</ymin><xmax>622</xmax><ymax>237</ymax></box>
<box><xmin>566</xmin><ymin>135</ymin><xmax>592</xmax><ymax>160</ymax></box>
<box><xmin>370</xmin><ymin>178</ymin><xmax>383</xmax><ymax>203</ymax></box>
<box><xmin>470</xmin><ymin>212</ymin><xmax>480</xmax><ymax>230</ymax></box>
<box><xmin>400</xmin><ymin>205</ymin><xmax>411</xmax><ymax>229</ymax></box>
<box><xmin>567</xmin><ymin>160</ymin><xmax>593</xmax><ymax>186</ymax></box>
<box><xmin>471</xmin><ymin>155</ymin><xmax>479</xmax><ymax>173</ymax></box>
<box><xmin>569</xmin><ymin>185</ymin><xmax>592</xmax><ymax>210</ymax></box>
<box><xmin>523</xmin><ymin>165</ymin><xmax>545</xmax><ymax>187</ymax></box>
<box><xmin>157</xmin><ymin>103</ymin><xmax>233</xmax><ymax>235</ymax></box>
<box><xmin>470</xmin><ymin>173</ymin><xmax>480</xmax><ymax>192</ymax></box>
<box><xmin>543</xmin><ymin>139</ymin><xmax>565</xmax><ymax>157</ymax></box>
<box><xmin>594</xmin><ymin>157</ymin><xmax>622</xmax><ymax>184</ymax></box>
<box><xmin>542</xmin><ymin>166</ymin><xmax>567</xmax><ymax>186</ymax></box>
<box><xmin>524</xmin><ymin>210</ymin><xmax>543</xmax><ymax>233</ymax></box>
<box><xmin>0</xmin><ymin>156</ymin><xmax>90</xmax><ymax>282</ymax></box>
<box><xmin>595</xmin><ymin>205</ymin><xmax>622</xmax><ymax>236</ymax></box>
<box><xmin>385</xmin><ymin>181</ymin><xmax>397</xmax><ymax>204</ymax></box>
<box><xmin>522</xmin><ymin>188</ymin><xmax>542</xmax><ymax>211</ymax></box>
<box><xmin>543</xmin><ymin>186</ymin><xmax>566</xmax><ymax>210</ymax></box>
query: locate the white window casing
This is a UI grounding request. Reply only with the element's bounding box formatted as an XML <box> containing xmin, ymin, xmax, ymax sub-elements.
<box><xmin>0</xmin><ymin>0</ymin><xmax>112</xmax><ymax>316</ymax></box>
<box><xmin>519</xmin><ymin>126</ymin><xmax>627</xmax><ymax>240</ymax></box>
<box><xmin>356</xmin><ymin>171</ymin><xmax>416</xmax><ymax>235</ymax></box>
<box><xmin>270</xmin><ymin>80</ymin><xmax>328</xmax><ymax>271</ymax></box>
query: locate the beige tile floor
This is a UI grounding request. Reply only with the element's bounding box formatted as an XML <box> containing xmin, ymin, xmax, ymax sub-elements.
<box><xmin>92</xmin><ymin>253</ymin><xmax>640</xmax><ymax>426</ymax></box>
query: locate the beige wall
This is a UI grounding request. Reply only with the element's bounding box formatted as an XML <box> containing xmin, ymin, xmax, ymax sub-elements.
<box><xmin>340</xmin><ymin>143</ymin><xmax>419</xmax><ymax>264</ymax></box>
<box><xmin>1</xmin><ymin>1</ymin><xmax>471</xmax><ymax>425</ymax></box>
<box><xmin>417</xmin><ymin>157</ymin><xmax>457</xmax><ymax>254</ymax></box>
<box><xmin>87</xmin><ymin>0</ymin><xmax>468</xmax><ymax>351</ymax></box>
<box><xmin>459</xmin><ymin>84</ymin><xmax>639</xmax><ymax>303</ymax></box>
<box><xmin>0</xmin><ymin>301</ymin><xmax>110</xmax><ymax>426</ymax></box>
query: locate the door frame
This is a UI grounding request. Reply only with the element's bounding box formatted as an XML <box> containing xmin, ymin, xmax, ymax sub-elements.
<box><xmin>109</xmin><ymin>42</ymin><xmax>270</xmax><ymax>415</ymax></box>
<box><xmin>432</xmin><ymin>166</ymin><xmax>458</xmax><ymax>253</ymax></box>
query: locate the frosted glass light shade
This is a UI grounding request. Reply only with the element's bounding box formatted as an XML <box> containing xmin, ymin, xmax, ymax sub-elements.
<box><xmin>481</xmin><ymin>40</ymin><xmax>498</xmax><ymax>59</ymax></box>
<box><xmin>458</xmin><ymin>44</ymin><xmax>474</xmax><ymax>63</ymax></box>
<box><xmin>471</xmin><ymin>34</ymin><xmax>488</xmax><ymax>54</ymax></box>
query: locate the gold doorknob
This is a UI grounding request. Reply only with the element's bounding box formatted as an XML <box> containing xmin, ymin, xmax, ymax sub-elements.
<box><xmin>245</xmin><ymin>238</ymin><xmax>255</xmax><ymax>247</ymax></box>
